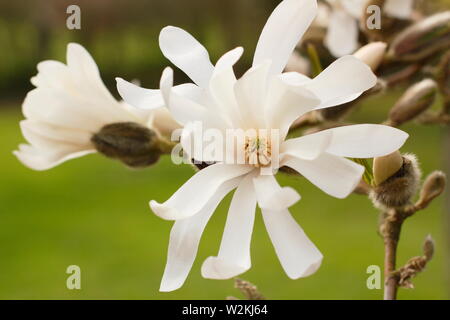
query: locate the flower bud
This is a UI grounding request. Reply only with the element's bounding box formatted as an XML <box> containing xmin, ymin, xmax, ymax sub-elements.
<box><xmin>354</xmin><ymin>42</ymin><xmax>387</xmax><ymax>72</ymax></box>
<box><xmin>397</xmin><ymin>235</ymin><xmax>434</xmax><ymax>289</ymax></box>
<box><xmin>423</xmin><ymin>235</ymin><xmax>435</xmax><ymax>261</ymax></box>
<box><xmin>91</xmin><ymin>122</ymin><xmax>170</xmax><ymax>168</ymax></box>
<box><xmin>418</xmin><ymin>171</ymin><xmax>446</xmax><ymax>207</ymax></box>
<box><xmin>388</xmin><ymin>79</ymin><xmax>438</xmax><ymax>126</ymax></box>
<box><xmin>388</xmin><ymin>11</ymin><xmax>450</xmax><ymax>62</ymax></box>
<box><xmin>370</xmin><ymin>153</ymin><xmax>421</xmax><ymax>210</ymax></box>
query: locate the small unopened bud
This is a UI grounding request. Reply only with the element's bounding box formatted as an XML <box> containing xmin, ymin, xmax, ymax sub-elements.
<box><xmin>388</xmin><ymin>11</ymin><xmax>450</xmax><ymax>62</ymax></box>
<box><xmin>354</xmin><ymin>42</ymin><xmax>387</xmax><ymax>72</ymax></box>
<box><xmin>423</xmin><ymin>235</ymin><xmax>435</xmax><ymax>261</ymax></box>
<box><xmin>388</xmin><ymin>79</ymin><xmax>438</xmax><ymax>126</ymax></box>
<box><xmin>370</xmin><ymin>153</ymin><xmax>421</xmax><ymax>210</ymax></box>
<box><xmin>417</xmin><ymin>171</ymin><xmax>447</xmax><ymax>208</ymax></box>
<box><xmin>397</xmin><ymin>235</ymin><xmax>434</xmax><ymax>289</ymax></box>
<box><xmin>91</xmin><ymin>122</ymin><xmax>171</xmax><ymax>168</ymax></box>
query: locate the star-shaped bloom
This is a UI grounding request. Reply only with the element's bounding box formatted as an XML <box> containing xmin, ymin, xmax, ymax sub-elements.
<box><xmin>118</xmin><ymin>0</ymin><xmax>408</xmax><ymax>292</ymax></box>
<box><xmin>15</xmin><ymin>43</ymin><xmax>178</xmax><ymax>170</ymax></box>
<box><xmin>322</xmin><ymin>0</ymin><xmax>414</xmax><ymax>56</ymax></box>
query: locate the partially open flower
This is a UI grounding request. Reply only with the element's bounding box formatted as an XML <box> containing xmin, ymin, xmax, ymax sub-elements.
<box><xmin>388</xmin><ymin>79</ymin><xmax>438</xmax><ymax>126</ymax></box>
<box><xmin>14</xmin><ymin>43</ymin><xmax>178</xmax><ymax>170</ymax></box>
<box><xmin>371</xmin><ymin>153</ymin><xmax>421</xmax><ymax>209</ymax></box>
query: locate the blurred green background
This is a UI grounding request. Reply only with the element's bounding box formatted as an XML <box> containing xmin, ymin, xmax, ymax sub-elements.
<box><xmin>0</xmin><ymin>0</ymin><xmax>449</xmax><ymax>300</ymax></box>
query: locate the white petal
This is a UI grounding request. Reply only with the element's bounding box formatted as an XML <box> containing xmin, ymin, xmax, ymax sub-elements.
<box><xmin>314</xmin><ymin>2</ymin><xmax>331</xmax><ymax>28</ymax></box>
<box><xmin>302</xmin><ymin>55</ymin><xmax>377</xmax><ymax>109</ymax></box>
<box><xmin>282</xmin><ymin>153</ymin><xmax>364</xmax><ymax>198</ymax></box>
<box><xmin>253</xmin><ymin>0</ymin><xmax>318</xmax><ymax>76</ymax></box>
<box><xmin>341</xmin><ymin>0</ymin><xmax>367</xmax><ymax>19</ymax></box>
<box><xmin>234</xmin><ymin>61</ymin><xmax>271</xmax><ymax>129</ymax></box>
<box><xmin>325</xmin><ymin>9</ymin><xmax>359</xmax><ymax>57</ymax></box>
<box><xmin>66</xmin><ymin>43</ymin><xmax>118</xmax><ymax>105</ymax></box>
<box><xmin>23</xmin><ymin>88</ymin><xmax>104</xmax><ymax>132</ymax></box>
<box><xmin>20</xmin><ymin>120</ymin><xmax>92</xmax><ymax>151</ymax></box>
<box><xmin>266</xmin><ymin>76</ymin><xmax>320</xmax><ymax>140</ymax></box>
<box><xmin>14</xmin><ymin>144</ymin><xmax>95</xmax><ymax>171</ymax></box>
<box><xmin>308</xmin><ymin>124</ymin><xmax>409</xmax><ymax>158</ymax></box>
<box><xmin>253</xmin><ymin>174</ymin><xmax>300</xmax><ymax>210</ymax></box>
<box><xmin>159</xmin><ymin>68</ymin><xmax>229</xmax><ymax>129</ymax></box>
<box><xmin>280</xmin><ymin>72</ymin><xmax>311</xmax><ymax>86</ymax></box>
<box><xmin>150</xmin><ymin>107</ymin><xmax>181</xmax><ymax>137</ymax></box>
<box><xmin>159</xmin><ymin>177</ymin><xmax>241</xmax><ymax>292</ymax></box>
<box><xmin>384</xmin><ymin>0</ymin><xmax>413</xmax><ymax>19</ymax></box>
<box><xmin>31</xmin><ymin>60</ymin><xmax>72</xmax><ymax>90</ymax></box>
<box><xmin>262</xmin><ymin>208</ymin><xmax>322</xmax><ymax>279</ymax></box>
<box><xmin>208</xmin><ymin>47</ymin><xmax>244</xmax><ymax>127</ymax></box>
<box><xmin>150</xmin><ymin>164</ymin><xmax>253</xmax><ymax>220</ymax></box>
<box><xmin>159</xmin><ymin>26</ymin><xmax>214</xmax><ymax>87</ymax></box>
<box><xmin>201</xmin><ymin>174</ymin><xmax>257</xmax><ymax>279</ymax></box>
<box><xmin>281</xmin><ymin>130</ymin><xmax>332</xmax><ymax>160</ymax></box>
<box><xmin>116</xmin><ymin>78</ymin><xmax>164</xmax><ymax>110</ymax></box>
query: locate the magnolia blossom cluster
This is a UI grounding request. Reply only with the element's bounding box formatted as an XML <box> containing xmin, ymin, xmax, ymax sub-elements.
<box><xmin>15</xmin><ymin>0</ymin><xmax>409</xmax><ymax>292</ymax></box>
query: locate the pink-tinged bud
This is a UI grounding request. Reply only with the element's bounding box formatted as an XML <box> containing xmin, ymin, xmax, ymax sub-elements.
<box><xmin>388</xmin><ymin>79</ymin><xmax>438</xmax><ymax>126</ymax></box>
<box><xmin>354</xmin><ymin>42</ymin><xmax>387</xmax><ymax>71</ymax></box>
<box><xmin>388</xmin><ymin>11</ymin><xmax>450</xmax><ymax>61</ymax></box>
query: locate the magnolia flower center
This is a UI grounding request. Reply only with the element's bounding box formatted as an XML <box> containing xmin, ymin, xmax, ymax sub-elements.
<box><xmin>244</xmin><ymin>135</ymin><xmax>272</xmax><ymax>167</ymax></box>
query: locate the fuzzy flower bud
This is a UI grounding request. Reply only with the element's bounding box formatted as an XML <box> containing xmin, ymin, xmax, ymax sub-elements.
<box><xmin>417</xmin><ymin>171</ymin><xmax>447</xmax><ymax>208</ymax></box>
<box><xmin>354</xmin><ymin>42</ymin><xmax>387</xmax><ymax>72</ymax></box>
<box><xmin>388</xmin><ymin>11</ymin><xmax>450</xmax><ymax>62</ymax></box>
<box><xmin>91</xmin><ymin>122</ymin><xmax>172</xmax><ymax>168</ymax></box>
<box><xmin>370</xmin><ymin>153</ymin><xmax>421</xmax><ymax>210</ymax></box>
<box><xmin>388</xmin><ymin>79</ymin><xmax>438</xmax><ymax>126</ymax></box>
<box><xmin>423</xmin><ymin>235</ymin><xmax>435</xmax><ymax>261</ymax></box>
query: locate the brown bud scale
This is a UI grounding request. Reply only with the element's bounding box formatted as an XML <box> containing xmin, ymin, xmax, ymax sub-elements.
<box><xmin>91</xmin><ymin>122</ymin><xmax>161</xmax><ymax>168</ymax></box>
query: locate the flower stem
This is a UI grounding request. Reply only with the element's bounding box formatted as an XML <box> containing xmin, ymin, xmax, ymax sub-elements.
<box><xmin>382</xmin><ymin>211</ymin><xmax>403</xmax><ymax>300</ymax></box>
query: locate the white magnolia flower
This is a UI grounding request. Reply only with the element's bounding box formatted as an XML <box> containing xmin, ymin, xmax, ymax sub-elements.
<box><xmin>323</xmin><ymin>0</ymin><xmax>414</xmax><ymax>56</ymax></box>
<box><xmin>15</xmin><ymin>43</ymin><xmax>178</xmax><ymax>171</ymax></box>
<box><xmin>118</xmin><ymin>0</ymin><xmax>408</xmax><ymax>292</ymax></box>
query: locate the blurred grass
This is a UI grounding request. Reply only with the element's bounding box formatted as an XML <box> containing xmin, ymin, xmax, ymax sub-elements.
<box><xmin>0</xmin><ymin>90</ymin><xmax>448</xmax><ymax>299</ymax></box>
